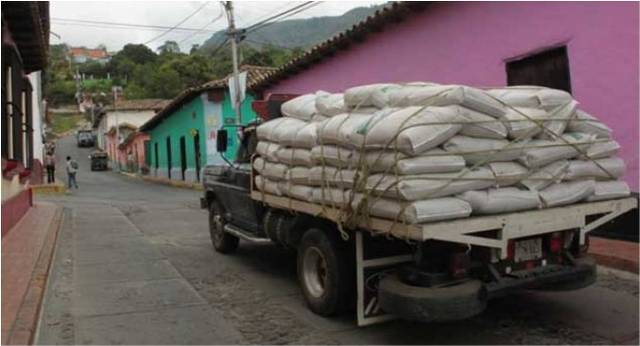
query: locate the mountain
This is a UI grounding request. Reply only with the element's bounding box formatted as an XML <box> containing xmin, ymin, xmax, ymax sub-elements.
<box><xmin>199</xmin><ymin>4</ymin><xmax>385</xmax><ymax>54</ymax></box>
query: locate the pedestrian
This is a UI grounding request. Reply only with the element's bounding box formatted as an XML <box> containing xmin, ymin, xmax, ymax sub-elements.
<box><xmin>66</xmin><ymin>156</ymin><xmax>79</xmax><ymax>189</ymax></box>
<box><xmin>45</xmin><ymin>151</ymin><xmax>56</xmax><ymax>183</ymax></box>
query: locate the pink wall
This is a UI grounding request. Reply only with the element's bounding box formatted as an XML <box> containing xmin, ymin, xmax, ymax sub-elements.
<box><xmin>266</xmin><ymin>2</ymin><xmax>639</xmax><ymax>190</ymax></box>
<box><xmin>119</xmin><ymin>133</ymin><xmax>149</xmax><ymax>168</ymax></box>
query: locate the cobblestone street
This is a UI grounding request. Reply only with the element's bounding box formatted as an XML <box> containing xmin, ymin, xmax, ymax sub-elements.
<box><xmin>34</xmin><ymin>136</ymin><xmax>639</xmax><ymax>345</ymax></box>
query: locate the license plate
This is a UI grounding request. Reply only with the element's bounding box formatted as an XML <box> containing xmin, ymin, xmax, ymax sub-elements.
<box><xmin>514</xmin><ymin>238</ymin><xmax>542</xmax><ymax>263</ymax></box>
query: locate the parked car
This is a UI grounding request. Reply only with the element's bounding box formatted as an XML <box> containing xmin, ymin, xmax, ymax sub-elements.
<box><xmin>89</xmin><ymin>151</ymin><xmax>108</xmax><ymax>171</ymax></box>
<box><xmin>200</xmin><ymin>109</ymin><xmax>637</xmax><ymax>326</ymax></box>
<box><xmin>77</xmin><ymin>130</ymin><xmax>94</xmax><ymax>147</ymax></box>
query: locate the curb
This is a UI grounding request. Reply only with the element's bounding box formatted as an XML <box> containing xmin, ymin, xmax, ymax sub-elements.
<box><xmin>5</xmin><ymin>205</ymin><xmax>63</xmax><ymax>345</ymax></box>
<box><xmin>31</xmin><ymin>183</ymin><xmax>67</xmax><ymax>196</ymax></box>
<box><xmin>120</xmin><ymin>171</ymin><xmax>203</xmax><ymax>191</ymax></box>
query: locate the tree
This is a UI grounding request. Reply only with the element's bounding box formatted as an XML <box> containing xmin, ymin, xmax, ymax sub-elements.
<box><xmin>190</xmin><ymin>44</ymin><xmax>200</xmax><ymax>54</ymax></box>
<box><xmin>158</xmin><ymin>40</ymin><xmax>180</xmax><ymax>55</ymax></box>
<box><xmin>115</xmin><ymin>44</ymin><xmax>156</xmax><ymax>65</ymax></box>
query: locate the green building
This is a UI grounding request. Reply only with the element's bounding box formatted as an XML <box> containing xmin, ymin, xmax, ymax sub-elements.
<box><xmin>139</xmin><ymin>66</ymin><xmax>275</xmax><ymax>182</ymax></box>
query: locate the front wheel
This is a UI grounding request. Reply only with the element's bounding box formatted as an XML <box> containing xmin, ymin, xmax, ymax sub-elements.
<box><xmin>208</xmin><ymin>202</ymin><xmax>239</xmax><ymax>254</ymax></box>
<box><xmin>297</xmin><ymin>228</ymin><xmax>354</xmax><ymax>316</ymax></box>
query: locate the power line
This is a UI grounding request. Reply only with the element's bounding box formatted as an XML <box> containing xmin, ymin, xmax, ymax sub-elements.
<box><xmin>178</xmin><ymin>4</ymin><xmax>225</xmax><ymax>45</ymax></box>
<box><xmin>143</xmin><ymin>2</ymin><xmax>210</xmax><ymax>45</ymax></box>
<box><xmin>51</xmin><ymin>18</ymin><xmax>215</xmax><ymax>32</ymax></box>
<box><xmin>244</xmin><ymin>2</ymin><xmax>313</xmax><ymax>33</ymax></box>
<box><xmin>246</xmin><ymin>2</ymin><xmax>323</xmax><ymax>34</ymax></box>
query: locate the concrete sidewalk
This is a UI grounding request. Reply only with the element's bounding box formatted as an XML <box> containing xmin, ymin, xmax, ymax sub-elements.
<box><xmin>2</xmin><ymin>202</ymin><xmax>63</xmax><ymax>345</ymax></box>
<box><xmin>589</xmin><ymin>236</ymin><xmax>639</xmax><ymax>274</ymax></box>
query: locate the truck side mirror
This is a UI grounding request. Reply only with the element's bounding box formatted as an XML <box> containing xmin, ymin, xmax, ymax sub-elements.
<box><xmin>216</xmin><ymin>129</ymin><xmax>228</xmax><ymax>153</ymax></box>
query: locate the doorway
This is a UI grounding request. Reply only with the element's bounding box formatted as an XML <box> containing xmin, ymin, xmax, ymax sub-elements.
<box><xmin>166</xmin><ymin>136</ymin><xmax>172</xmax><ymax>179</ymax></box>
<box><xmin>179</xmin><ymin>136</ymin><xmax>187</xmax><ymax>181</ymax></box>
<box><xmin>193</xmin><ymin>131</ymin><xmax>201</xmax><ymax>182</ymax></box>
<box><xmin>154</xmin><ymin>142</ymin><xmax>159</xmax><ymax>171</ymax></box>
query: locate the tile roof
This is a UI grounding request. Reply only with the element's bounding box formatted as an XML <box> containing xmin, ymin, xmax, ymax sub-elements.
<box><xmin>249</xmin><ymin>2</ymin><xmax>427</xmax><ymax>90</ymax></box>
<box><xmin>2</xmin><ymin>2</ymin><xmax>50</xmax><ymax>72</ymax></box>
<box><xmin>139</xmin><ymin>65</ymin><xmax>276</xmax><ymax>132</ymax></box>
<box><xmin>69</xmin><ymin>47</ymin><xmax>110</xmax><ymax>59</ymax></box>
<box><xmin>106</xmin><ymin>99</ymin><xmax>171</xmax><ymax>112</ymax></box>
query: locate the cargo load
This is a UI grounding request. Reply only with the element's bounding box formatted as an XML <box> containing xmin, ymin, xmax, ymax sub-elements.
<box><xmin>252</xmin><ymin>83</ymin><xmax>629</xmax><ymax>225</ymax></box>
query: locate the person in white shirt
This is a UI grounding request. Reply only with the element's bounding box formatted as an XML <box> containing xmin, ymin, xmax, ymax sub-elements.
<box><xmin>66</xmin><ymin>156</ymin><xmax>79</xmax><ymax>189</ymax></box>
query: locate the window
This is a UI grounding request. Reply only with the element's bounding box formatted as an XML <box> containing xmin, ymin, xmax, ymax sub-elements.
<box><xmin>5</xmin><ymin>65</ymin><xmax>13</xmax><ymax>158</ymax></box>
<box><xmin>506</xmin><ymin>46</ymin><xmax>572</xmax><ymax>93</ymax></box>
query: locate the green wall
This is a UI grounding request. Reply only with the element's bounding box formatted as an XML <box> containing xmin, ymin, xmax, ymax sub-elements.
<box><xmin>147</xmin><ymin>96</ymin><xmax>206</xmax><ymax>176</ymax></box>
<box><xmin>147</xmin><ymin>90</ymin><xmax>259</xmax><ymax>178</ymax></box>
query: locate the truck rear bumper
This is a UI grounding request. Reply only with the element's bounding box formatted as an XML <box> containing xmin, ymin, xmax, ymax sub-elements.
<box><xmin>486</xmin><ymin>255</ymin><xmax>596</xmax><ymax>297</ymax></box>
<box><xmin>378</xmin><ymin>256</ymin><xmax>596</xmax><ymax>323</ymax></box>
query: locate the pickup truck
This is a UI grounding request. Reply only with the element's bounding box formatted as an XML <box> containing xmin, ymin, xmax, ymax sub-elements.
<box><xmin>201</xmin><ymin>121</ymin><xmax>637</xmax><ymax>326</ymax></box>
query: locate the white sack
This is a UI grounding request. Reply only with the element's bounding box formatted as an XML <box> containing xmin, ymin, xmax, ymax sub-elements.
<box><xmin>518</xmin><ymin>132</ymin><xmax>595</xmax><ymax>168</ymax></box>
<box><xmin>487</xmin><ymin>86</ymin><xmax>573</xmax><ymax>109</ymax></box>
<box><xmin>381</xmin><ymin>84</ymin><xmax>506</xmax><ymax>117</ymax></box>
<box><xmin>354</xmin><ymin>196</ymin><xmax>472</xmax><ymax>224</ymax></box>
<box><xmin>501</xmin><ymin>107</ymin><xmax>548</xmax><ymax>139</ymax></box>
<box><xmin>315</xmin><ymin>93</ymin><xmax>347</xmax><ymax>116</ymax></box>
<box><xmin>583</xmin><ymin>140</ymin><xmax>620</xmax><ymax>159</ymax></box>
<box><xmin>311</xmin><ymin>145</ymin><xmax>357</xmax><ymax>168</ymax></box>
<box><xmin>344</xmin><ymin>83</ymin><xmax>398</xmax><ymax>108</ymax></box>
<box><xmin>458</xmin><ymin>187</ymin><xmax>541</xmax><ymax>214</ymax></box>
<box><xmin>256</xmin><ymin>141</ymin><xmax>281</xmax><ymax>162</ymax></box>
<box><xmin>539</xmin><ymin>180</ymin><xmax>596</xmax><ymax>208</ymax></box>
<box><xmin>361</xmin><ymin>148</ymin><xmax>466</xmax><ymax>175</ymax></box>
<box><xmin>275</xmin><ymin>148</ymin><xmax>313</xmax><ymax>167</ymax></box>
<box><xmin>255</xmin><ymin>175</ymin><xmax>282</xmax><ymax>196</ymax></box>
<box><xmin>585</xmin><ymin>181</ymin><xmax>631</xmax><ymax>202</ymax></box>
<box><xmin>257</xmin><ymin>117</ymin><xmax>307</xmax><ymax>142</ymax></box>
<box><xmin>311</xmin><ymin>188</ymin><xmax>352</xmax><ymax>208</ymax></box>
<box><xmin>281</xmin><ymin>91</ymin><xmax>328</xmax><ymax>120</ymax></box>
<box><xmin>567</xmin><ymin>109</ymin><xmax>612</xmax><ymax>138</ymax></box>
<box><xmin>309</xmin><ymin>166</ymin><xmax>357</xmax><ymax>188</ymax></box>
<box><xmin>318</xmin><ymin>112</ymin><xmax>373</xmax><ymax>146</ymax></box>
<box><xmin>252</xmin><ymin>157</ymin><xmax>288</xmax><ymax>181</ymax></box>
<box><xmin>564</xmin><ymin>158</ymin><xmax>626</xmax><ymax>180</ymax></box>
<box><xmin>279</xmin><ymin>182</ymin><xmax>314</xmax><ymax>201</ymax></box>
<box><xmin>288</xmin><ymin>166</ymin><xmax>311</xmax><ymax>185</ymax></box>
<box><xmin>366</xmin><ymin>167</ymin><xmax>495</xmax><ymax>201</ymax></box>
<box><xmin>455</xmin><ymin>106</ymin><xmax>508</xmax><ymax>139</ymax></box>
<box><xmin>537</xmin><ymin>100</ymin><xmax>578</xmax><ymax>140</ymax></box>
<box><xmin>290</xmin><ymin>122</ymin><xmax>321</xmax><ymax>149</ymax></box>
<box><xmin>487</xmin><ymin>161</ymin><xmax>529</xmax><ymax>187</ymax></box>
<box><xmin>520</xmin><ymin>160</ymin><xmax>569</xmax><ymax>191</ymax></box>
<box><xmin>442</xmin><ymin>136</ymin><xmax>528</xmax><ymax>164</ymax></box>
<box><xmin>362</xmin><ymin>106</ymin><xmax>462</xmax><ymax>155</ymax></box>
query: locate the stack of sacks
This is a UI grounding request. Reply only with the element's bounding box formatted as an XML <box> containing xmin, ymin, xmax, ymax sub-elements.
<box><xmin>253</xmin><ymin>83</ymin><xmax>630</xmax><ymax>225</ymax></box>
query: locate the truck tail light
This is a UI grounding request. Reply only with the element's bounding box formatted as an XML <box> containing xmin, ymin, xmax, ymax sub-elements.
<box><xmin>449</xmin><ymin>252</ymin><xmax>471</xmax><ymax>279</ymax></box>
<box><xmin>507</xmin><ymin>240</ymin><xmax>515</xmax><ymax>259</ymax></box>
<box><xmin>549</xmin><ymin>232</ymin><xmax>563</xmax><ymax>253</ymax></box>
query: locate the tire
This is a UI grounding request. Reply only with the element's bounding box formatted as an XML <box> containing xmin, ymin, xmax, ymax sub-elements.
<box><xmin>208</xmin><ymin>201</ymin><xmax>239</xmax><ymax>254</ymax></box>
<box><xmin>378</xmin><ymin>274</ymin><xmax>487</xmax><ymax>322</ymax></box>
<box><xmin>297</xmin><ymin>228</ymin><xmax>354</xmax><ymax>316</ymax></box>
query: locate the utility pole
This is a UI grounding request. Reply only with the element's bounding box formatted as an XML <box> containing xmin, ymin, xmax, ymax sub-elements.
<box><xmin>224</xmin><ymin>1</ymin><xmax>243</xmax><ymax>125</ymax></box>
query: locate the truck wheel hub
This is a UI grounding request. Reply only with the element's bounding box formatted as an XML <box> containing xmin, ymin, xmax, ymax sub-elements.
<box><xmin>303</xmin><ymin>247</ymin><xmax>328</xmax><ymax>298</ymax></box>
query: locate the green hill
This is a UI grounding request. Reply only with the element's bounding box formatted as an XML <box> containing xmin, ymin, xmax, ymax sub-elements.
<box><xmin>199</xmin><ymin>4</ymin><xmax>385</xmax><ymax>54</ymax></box>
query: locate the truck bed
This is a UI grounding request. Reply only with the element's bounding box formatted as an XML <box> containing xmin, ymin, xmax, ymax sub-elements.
<box><xmin>250</xmin><ymin>190</ymin><xmax>637</xmax><ymax>259</ymax></box>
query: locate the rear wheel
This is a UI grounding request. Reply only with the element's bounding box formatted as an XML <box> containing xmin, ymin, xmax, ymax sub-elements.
<box><xmin>208</xmin><ymin>202</ymin><xmax>239</xmax><ymax>254</ymax></box>
<box><xmin>297</xmin><ymin>228</ymin><xmax>354</xmax><ymax>316</ymax></box>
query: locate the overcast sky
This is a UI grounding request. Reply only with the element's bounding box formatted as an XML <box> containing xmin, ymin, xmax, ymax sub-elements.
<box><xmin>50</xmin><ymin>1</ymin><xmax>388</xmax><ymax>52</ymax></box>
